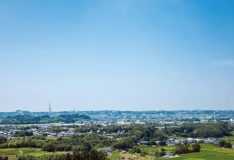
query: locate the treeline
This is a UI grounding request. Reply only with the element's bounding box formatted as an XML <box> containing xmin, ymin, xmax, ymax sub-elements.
<box><xmin>0</xmin><ymin>134</ymin><xmax>115</xmax><ymax>152</ymax></box>
<box><xmin>41</xmin><ymin>134</ymin><xmax>114</xmax><ymax>152</ymax></box>
<box><xmin>72</xmin><ymin>122</ymin><xmax>233</xmax><ymax>139</ymax></box>
<box><xmin>73</xmin><ymin>124</ymin><xmax>168</xmax><ymax>142</ymax></box>
<box><xmin>14</xmin><ymin>131</ymin><xmax>33</xmax><ymax>137</ymax></box>
<box><xmin>174</xmin><ymin>143</ymin><xmax>201</xmax><ymax>154</ymax></box>
<box><xmin>0</xmin><ymin>114</ymin><xmax>90</xmax><ymax>124</ymax></box>
<box><xmin>1</xmin><ymin>122</ymin><xmax>233</xmax><ymax>150</ymax></box>
<box><xmin>0</xmin><ymin>134</ymin><xmax>137</xmax><ymax>152</ymax></box>
<box><xmin>165</xmin><ymin>122</ymin><xmax>233</xmax><ymax>138</ymax></box>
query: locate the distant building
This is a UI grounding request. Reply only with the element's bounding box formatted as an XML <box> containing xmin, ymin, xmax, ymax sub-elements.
<box><xmin>116</xmin><ymin>121</ymin><xmax>131</xmax><ymax>125</ymax></box>
<box><xmin>102</xmin><ymin>147</ymin><xmax>113</xmax><ymax>152</ymax></box>
<box><xmin>139</xmin><ymin>141</ymin><xmax>149</xmax><ymax>145</ymax></box>
<box><xmin>200</xmin><ymin>120</ymin><xmax>208</xmax><ymax>123</ymax></box>
<box><xmin>135</xmin><ymin>120</ymin><xmax>145</xmax><ymax>125</ymax></box>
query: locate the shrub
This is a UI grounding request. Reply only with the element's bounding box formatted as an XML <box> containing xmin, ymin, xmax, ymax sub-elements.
<box><xmin>42</xmin><ymin>142</ymin><xmax>55</xmax><ymax>152</ymax></box>
<box><xmin>224</xmin><ymin>142</ymin><xmax>232</xmax><ymax>148</ymax></box>
<box><xmin>174</xmin><ymin>144</ymin><xmax>189</xmax><ymax>154</ymax></box>
<box><xmin>160</xmin><ymin>151</ymin><xmax>166</xmax><ymax>156</ymax></box>
<box><xmin>192</xmin><ymin>144</ymin><xmax>201</xmax><ymax>152</ymax></box>
<box><xmin>0</xmin><ymin>136</ymin><xmax>7</xmax><ymax>144</ymax></box>
<box><xmin>155</xmin><ymin>151</ymin><xmax>160</xmax><ymax>157</ymax></box>
<box><xmin>132</xmin><ymin>146</ymin><xmax>140</xmax><ymax>153</ymax></box>
<box><xmin>219</xmin><ymin>140</ymin><xmax>232</xmax><ymax>148</ymax></box>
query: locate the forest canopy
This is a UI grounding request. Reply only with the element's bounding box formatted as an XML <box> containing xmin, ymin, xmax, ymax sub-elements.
<box><xmin>0</xmin><ymin>114</ymin><xmax>91</xmax><ymax>124</ymax></box>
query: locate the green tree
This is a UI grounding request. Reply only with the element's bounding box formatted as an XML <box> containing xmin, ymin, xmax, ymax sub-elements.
<box><xmin>155</xmin><ymin>151</ymin><xmax>160</xmax><ymax>157</ymax></box>
<box><xmin>154</xmin><ymin>130</ymin><xmax>168</xmax><ymax>141</ymax></box>
<box><xmin>174</xmin><ymin>144</ymin><xmax>189</xmax><ymax>154</ymax></box>
<box><xmin>192</xmin><ymin>144</ymin><xmax>201</xmax><ymax>152</ymax></box>
<box><xmin>219</xmin><ymin>140</ymin><xmax>232</xmax><ymax>148</ymax></box>
<box><xmin>224</xmin><ymin>142</ymin><xmax>232</xmax><ymax>148</ymax></box>
<box><xmin>0</xmin><ymin>136</ymin><xmax>7</xmax><ymax>144</ymax></box>
<box><xmin>132</xmin><ymin>146</ymin><xmax>141</xmax><ymax>153</ymax></box>
<box><xmin>42</xmin><ymin>142</ymin><xmax>55</xmax><ymax>152</ymax></box>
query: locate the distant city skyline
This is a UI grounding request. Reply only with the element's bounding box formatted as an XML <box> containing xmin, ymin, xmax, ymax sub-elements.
<box><xmin>9</xmin><ymin>107</ymin><xmax>234</xmax><ymax>112</ymax></box>
<box><xmin>1</xmin><ymin>0</ymin><xmax>234</xmax><ymax>111</ymax></box>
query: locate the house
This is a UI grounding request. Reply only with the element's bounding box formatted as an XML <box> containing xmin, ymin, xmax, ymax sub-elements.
<box><xmin>175</xmin><ymin>139</ymin><xmax>185</xmax><ymax>144</ymax></box>
<box><xmin>102</xmin><ymin>147</ymin><xmax>113</xmax><ymax>152</ymax></box>
<box><xmin>166</xmin><ymin>138</ymin><xmax>176</xmax><ymax>146</ymax></box>
<box><xmin>155</xmin><ymin>141</ymin><xmax>160</xmax><ymax>145</ymax></box>
<box><xmin>139</xmin><ymin>141</ymin><xmax>149</xmax><ymax>145</ymax></box>
<box><xmin>162</xmin><ymin>153</ymin><xmax>174</xmax><ymax>159</ymax></box>
<box><xmin>187</xmin><ymin>138</ymin><xmax>195</xmax><ymax>143</ymax></box>
<box><xmin>166</xmin><ymin>138</ymin><xmax>185</xmax><ymax>146</ymax></box>
<box><xmin>135</xmin><ymin>120</ymin><xmax>145</xmax><ymax>125</ymax></box>
<box><xmin>207</xmin><ymin>138</ymin><xmax>219</xmax><ymax>145</ymax></box>
<box><xmin>194</xmin><ymin>139</ymin><xmax>203</xmax><ymax>143</ymax></box>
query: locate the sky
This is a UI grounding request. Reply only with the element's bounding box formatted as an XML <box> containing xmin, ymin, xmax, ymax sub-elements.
<box><xmin>0</xmin><ymin>0</ymin><xmax>234</xmax><ymax>111</ymax></box>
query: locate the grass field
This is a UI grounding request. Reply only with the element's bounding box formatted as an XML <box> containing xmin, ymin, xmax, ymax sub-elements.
<box><xmin>174</xmin><ymin>144</ymin><xmax>234</xmax><ymax>160</ymax></box>
<box><xmin>0</xmin><ymin>148</ymin><xmax>20</xmax><ymax>155</ymax></box>
<box><xmin>109</xmin><ymin>152</ymin><xmax>121</xmax><ymax>159</ymax></box>
<box><xmin>0</xmin><ymin>147</ymin><xmax>56</xmax><ymax>159</ymax></box>
<box><xmin>139</xmin><ymin>145</ymin><xmax>176</xmax><ymax>156</ymax></box>
<box><xmin>1</xmin><ymin>143</ymin><xmax>234</xmax><ymax>160</ymax></box>
<box><xmin>139</xmin><ymin>143</ymin><xmax>234</xmax><ymax>160</ymax></box>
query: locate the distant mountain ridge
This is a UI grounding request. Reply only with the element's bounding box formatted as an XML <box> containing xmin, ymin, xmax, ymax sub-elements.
<box><xmin>0</xmin><ymin>113</ymin><xmax>91</xmax><ymax>124</ymax></box>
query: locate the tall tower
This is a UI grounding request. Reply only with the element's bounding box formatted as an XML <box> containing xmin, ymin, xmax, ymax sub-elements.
<box><xmin>49</xmin><ymin>102</ymin><xmax>52</xmax><ymax>113</ymax></box>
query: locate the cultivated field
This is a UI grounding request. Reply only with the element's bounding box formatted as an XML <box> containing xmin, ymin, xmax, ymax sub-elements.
<box><xmin>109</xmin><ymin>144</ymin><xmax>234</xmax><ymax>160</ymax></box>
<box><xmin>0</xmin><ymin>147</ymin><xmax>60</xmax><ymax>159</ymax></box>
<box><xmin>1</xmin><ymin>143</ymin><xmax>234</xmax><ymax>160</ymax></box>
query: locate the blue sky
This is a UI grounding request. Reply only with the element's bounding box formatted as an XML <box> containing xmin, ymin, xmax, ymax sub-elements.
<box><xmin>0</xmin><ymin>0</ymin><xmax>234</xmax><ymax>111</ymax></box>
